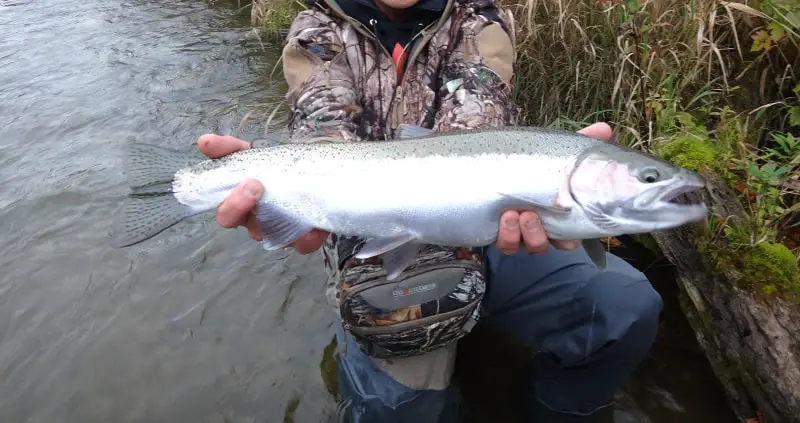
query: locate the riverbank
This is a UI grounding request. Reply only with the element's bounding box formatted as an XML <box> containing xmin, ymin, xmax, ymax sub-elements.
<box><xmin>246</xmin><ymin>0</ymin><xmax>800</xmax><ymax>421</ymax></box>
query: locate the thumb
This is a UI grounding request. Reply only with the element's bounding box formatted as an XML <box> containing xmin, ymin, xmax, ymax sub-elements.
<box><xmin>216</xmin><ymin>179</ymin><xmax>263</xmax><ymax>228</ymax></box>
<box><xmin>577</xmin><ymin>122</ymin><xmax>613</xmax><ymax>142</ymax></box>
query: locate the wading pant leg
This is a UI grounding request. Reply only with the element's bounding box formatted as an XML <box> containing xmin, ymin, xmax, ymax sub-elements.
<box><xmin>332</xmin><ymin>323</ymin><xmax>462</xmax><ymax>423</ymax></box>
<box><xmin>481</xmin><ymin>244</ymin><xmax>664</xmax><ymax>422</ymax></box>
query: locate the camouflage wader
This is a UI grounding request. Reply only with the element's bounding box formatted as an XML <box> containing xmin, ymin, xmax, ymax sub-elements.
<box><xmin>280</xmin><ymin>0</ymin><xmax>518</xmax><ymax>388</ymax></box>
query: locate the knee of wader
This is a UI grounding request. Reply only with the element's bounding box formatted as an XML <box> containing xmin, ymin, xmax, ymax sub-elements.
<box><xmin>583</xmin><ymin>270</ymin><xmax>664</xmax><ymax>353</ymax></box>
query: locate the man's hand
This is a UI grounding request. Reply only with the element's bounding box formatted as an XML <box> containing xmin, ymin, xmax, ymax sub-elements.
<box><xmin>196</xmin><ymin>134</ymin><xmax>330</xmax><ymax>254</ymax></box>
<box><xmin>494</xmin><ymin>122</ymin><xmax>614</xmax><ymax>256</ymax></box>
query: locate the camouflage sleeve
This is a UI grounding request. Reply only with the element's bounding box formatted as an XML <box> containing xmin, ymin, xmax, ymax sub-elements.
<box><xmin>281</xmin><ymin>10</ymin><xmax>363</xmax><ymax>142</ymax></box>
<box><xmin>433</xmin><ymin>0</ymin><xmax>519</xmax><ymax>132</ymax></box>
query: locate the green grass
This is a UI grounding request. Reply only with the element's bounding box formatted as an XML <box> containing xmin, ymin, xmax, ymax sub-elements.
<box><xmin>249</xmin><ymin>0</ymin><xmax>306</xmax><ymax>31</ymax></box>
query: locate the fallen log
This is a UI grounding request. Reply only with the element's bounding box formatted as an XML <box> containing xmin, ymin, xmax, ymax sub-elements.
<box><xmin>650</xmin><ymin>173</ymin><xmax>800</xmax><ymax>423</ymax></box>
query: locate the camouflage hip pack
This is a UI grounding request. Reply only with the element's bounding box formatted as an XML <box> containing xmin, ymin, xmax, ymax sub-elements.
<box><xmin>332</xmin><ymin>237</ymin><xmax>487</xmax><ymax>359</ymax></box>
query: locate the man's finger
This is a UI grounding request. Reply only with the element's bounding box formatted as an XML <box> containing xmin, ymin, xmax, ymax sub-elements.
<box><xmin>519</xmin><ymin>211</ymin><xmax>549</xmax><ymax>255</ymax></box>
<box><xmin>216</xmin><ymin>179</ymin><xmax>263</xmax><ymax>228</ymax></box>
<box><xmin>577</xmin><ymin>122</ymin><xmax>613</xmax><ymax>142</ymax></box>
<box><xmin>552</xmin><ymin>239</ymin><xmax>581</xmax><ymax>251</ymax></box>
<box><xmin>293</xmin><ymin>229</ymin><xmax>329</xmax><ymax>255</ymax></box>
<box><xmin>496</xmin><ymin>210</ymin><xmax>521</xmax><ymax>255</ymax></box>
<box><xmin>198</xmin><ymin>134</ymin><xmax>252</xmax><ymax>158</ymax></box>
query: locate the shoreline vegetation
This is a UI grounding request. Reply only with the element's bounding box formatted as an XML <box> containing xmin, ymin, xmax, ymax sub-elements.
<box><xmin>243</xmin><ymin>0</ymin><xmax>799</xmax><ymax>421</ymax></box>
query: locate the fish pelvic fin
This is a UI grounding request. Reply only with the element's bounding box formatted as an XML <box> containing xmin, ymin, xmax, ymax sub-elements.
<box><xmin>354</xmin><ymin>234</ymin><xmax>420</xmax><ymax>281</ymax></box>
<box><xmin>125</xmin><ymin>142</ymin><xmax>208</xmax><ymax>189</ymax></box>
<box><xmin>111</xmin><ymin>142</ymin><xmax>209</xmax><ymax>248</ymax></box>
<box><xmin>582</xmin><ymin>238</ymin><xmax>607</xmax><ymax>270</ymax></box>
<box><xmin>110</xmin><ymin>193</ymin><xmax>199</xmax><ymax>248</ymax></box>
<box><xmin>254</xmin><ymin>204</ymin><xmax>315</xmax><ymax>251</ymax></box>
<box><xmin>396</xmin><ymin>124</ymin><xmax>435</xmax><ymax>139</ymax></box>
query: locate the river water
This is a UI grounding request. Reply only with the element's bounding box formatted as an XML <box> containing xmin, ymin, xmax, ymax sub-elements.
<box><xmin>0</xmin><ymin>0</ymin><xmax>737</xmax><ymax>422</ymax></box>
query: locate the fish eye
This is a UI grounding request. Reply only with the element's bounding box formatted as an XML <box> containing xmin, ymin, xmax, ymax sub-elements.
<box><xmin>640</xmin><ymin>168</ymin><xmax>660</xmax><ymax>183</ymax></box>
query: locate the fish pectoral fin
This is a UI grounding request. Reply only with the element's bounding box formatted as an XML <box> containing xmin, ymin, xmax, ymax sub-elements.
<box><xmin>396</xmin><ymin>124</ymin><xmax>435</xmax><ymax>139</ymax></box>
<box><xmin>253</xmin><ymin>203</ymin><xmax>315</xmax><ymax>250</ymax></box>
<box><xmin>582</xmin><ymin>238</ymin><xmax>608</xmax><ymax>270</ymax></box>
<box><xmin>497</xmin><ymin>192</ymin><xmax>571</xmax><ymax>215</ymax></box>
<box><xmin>354</xmin><ymin>234</ymin><xmax>419</xmax><ymax>281</ymax></box>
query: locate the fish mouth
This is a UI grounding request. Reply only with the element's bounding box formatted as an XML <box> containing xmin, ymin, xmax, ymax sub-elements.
<box><xmin>618</xmin><ymin>172</ymin><xmax>707</xmax><ymax>227</ymax></box>
<box><xmin>643</xmin><ymin>174</ymin><xmax>708</xmax><ymax>224</ymax></box>
<box><xmin>659</xmin><ymin>181</ymin><xmax>705</xmax><ymax>205</ymax></box>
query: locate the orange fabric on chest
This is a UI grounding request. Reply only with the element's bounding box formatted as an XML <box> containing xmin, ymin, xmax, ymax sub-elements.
<box><xmin>392</xmin><ymin>42</ymin><xmax>406</xmax><ymax>83</ymax></box>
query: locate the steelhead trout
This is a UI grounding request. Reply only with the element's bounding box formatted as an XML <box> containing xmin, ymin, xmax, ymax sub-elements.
<box><xmin>111</xmin><ymin>124</ymin><xmax>708</xmax><ymax>280</ymax></box>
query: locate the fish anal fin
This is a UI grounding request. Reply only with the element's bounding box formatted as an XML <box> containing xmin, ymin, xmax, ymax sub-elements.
<box><xmin>582</xmin><ymin>238</ymin><xmax>607</xmax><ymax>269</ymax></box>
<box><xmin>254</xmin><ymin>203</ymin><xmax>314</xmax><ymax>250</ymax></box>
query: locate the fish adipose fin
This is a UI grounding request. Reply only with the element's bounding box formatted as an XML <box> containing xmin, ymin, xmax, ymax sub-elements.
<box><xmin>355</xmin><ymin>234</ymin><xmax>420</xmax><ymax>281</ymax></box>
<box><xmin>582</xmin><ymin>238</ymin><xmax>607</xmax><ymax>270</ymax></box>
<box><xmin>254</xmin><ymin>204</ymin><xmax>314</xmax><ymax>250</ymax></box>
<box><xmin>110</xmin><ymin>143</ymin><xmax>208</xmax><ymax>248</ymax></box>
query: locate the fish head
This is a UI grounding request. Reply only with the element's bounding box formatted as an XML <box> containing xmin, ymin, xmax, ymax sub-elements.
<box><xmin>567</xmin><ymin>144</ymin><xmax>708</xmax><ymax>234</ymax></box>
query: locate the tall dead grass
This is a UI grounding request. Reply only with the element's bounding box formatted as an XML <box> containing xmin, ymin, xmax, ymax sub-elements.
<box><xmin>506</xmin><ymin>0</ymin><xmax>795</xmax><ymax>144</ymax></box>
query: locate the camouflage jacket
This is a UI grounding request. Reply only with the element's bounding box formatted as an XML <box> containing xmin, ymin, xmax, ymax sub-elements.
<box><xmin>280</xmin><ymin>0</ymin><xmax>519</xmax><ymax>329</ymax></box>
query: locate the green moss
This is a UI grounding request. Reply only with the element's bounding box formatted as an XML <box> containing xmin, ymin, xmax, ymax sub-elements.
<box><xmin>658</xmin><ymin>134</ymin><xmax>724</xmax><ymax>174</ymax></box>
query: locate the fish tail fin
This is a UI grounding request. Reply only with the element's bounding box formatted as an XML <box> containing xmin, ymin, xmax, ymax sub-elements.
<box><xmin>110</xmin><ymin>194</ymin><xmax>199</xmax><ymax>248</ymax></box>
<box><xmin>125</xmin><ymin>142</ymin><xmax>207</xmax><ymax>189</ymax></box>
<box><xmin>582</xmin><ymin>238</ymin><xmax>608</xmax><ymax>269</ymax></box>
<box><xmin>110</xmin><ymin>142</ymin><xmax>206</xmax><ymax>248</ymax></box>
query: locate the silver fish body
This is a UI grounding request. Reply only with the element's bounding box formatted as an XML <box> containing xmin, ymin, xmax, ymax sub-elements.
<box><xmin>112</xmin><ymin>124</ymin><xmax>708</xmax><ymax>279</ymax></box>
